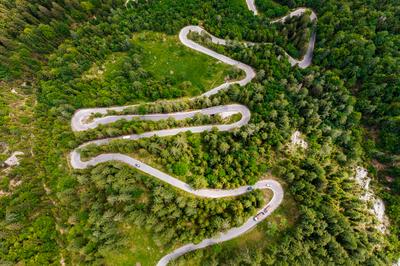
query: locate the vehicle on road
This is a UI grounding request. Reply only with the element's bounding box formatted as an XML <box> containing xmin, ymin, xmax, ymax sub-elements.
<box><xmin>135</xmin><ymin>163</ymin><xmax>140</xmax><ymax>168</ymax></box>
<box><xmin>253</xmin><ymin>211</ymin><xmax>264</xmax><ymax>221</ymax></box>
<box><xmin>122</xmin><ymin>136</ymin><xmax>130</xmax><ymax>140</ymax></box>
<box><xmin>247</xmin><ymin>186</ymin><xmax>253</xmax><ymax>191</ymax></box>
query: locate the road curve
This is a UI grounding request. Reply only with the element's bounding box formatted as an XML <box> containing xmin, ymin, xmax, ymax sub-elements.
<box><xmin>270</xmin><ymin>7</ymin><xmax>317</xmax><ymax>68</ymax></box>
<box><xmin>71</xmin><ymin>104</ymin><xmax>251</xmax><ymax>172</ymax></box>
<box><xmin>157</xmin><ymin>180</ymin><xmax>283</xmax><ymax>266</ymax></box>
<box><xmin>245</xmin><ymin>0</ymin><xmax>258</xmax><ymax>15</ymax></box>
<box><xmin>70</xmin><ymin>3</ymin><xmax>317</xmax><ymax>265</ymax></box>
<box><xmin>245</xmin><ymin>1</ymin><xmax>316</xmax><ymax>68</ymax></box>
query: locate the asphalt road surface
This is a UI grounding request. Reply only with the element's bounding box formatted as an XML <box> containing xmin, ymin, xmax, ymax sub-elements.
<box><xmin>70</xmin><ymin>3</ymin><xmax>317</xmax><ymax>265</ymax></box>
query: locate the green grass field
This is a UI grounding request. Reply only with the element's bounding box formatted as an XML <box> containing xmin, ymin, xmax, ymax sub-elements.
<box><xmin>102</xmin><ymin>224</ymin><xmax>165</xmax><ymax>266</ymax></box>
<box><xmin>132</xmin><ymin>31</ymin><xmax>240</xmax><ymax>96</ymax></box>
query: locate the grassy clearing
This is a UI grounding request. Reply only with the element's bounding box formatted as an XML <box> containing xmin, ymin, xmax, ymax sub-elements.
<box><xmin>83</xmin><ymin>52</ymin><xmax>131</xmax><ymax>81</ymax></box>
<box><xmin>102</xmin><ymin>223</ymin><xmax>166</xmax><ymax>266</ymax></box>
<box><xmin>131</xmin><ymin>31</ymin><xmax>239</xmax><ymax>96</ymax></box>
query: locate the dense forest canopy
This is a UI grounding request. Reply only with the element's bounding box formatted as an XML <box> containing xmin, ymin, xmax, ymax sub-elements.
<box><xmin>0</xmin><ymin>0</ymin><xmax>399</xmax><ymax>265</ymax></box>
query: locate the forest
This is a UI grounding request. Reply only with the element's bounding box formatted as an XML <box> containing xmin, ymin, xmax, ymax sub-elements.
<box><xmin>0</xmin><ymin>0</ymin><xmax>399</xmax><ymax>265</ymax></box>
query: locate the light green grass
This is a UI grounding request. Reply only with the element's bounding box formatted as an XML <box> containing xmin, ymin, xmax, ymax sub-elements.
<box><xmin>132</xmin><ymin>31</ymin><xmax>238</xmax><ymax>96</ymax></box>
<box><xmin>102</xmin><ymin>224</ymin><xmax>166</xmax><ymax>266</ymax></box>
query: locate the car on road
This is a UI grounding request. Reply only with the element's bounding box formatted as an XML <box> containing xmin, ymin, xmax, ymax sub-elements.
<box><xmin>135</xmin><ymin>163</ymin><xmax>140</xmax><ymax>168</ymax></box>
<box><xmin>266</xmin><ymin>184</ymin><xmax>271</xmax><ymax>188</ymax></box>
<box><xmin>122</xmin><ymin>136</ymin><xmax>130</xmax><ymax>140</ymax></box>
<box><xmin>253</xmin><ymin>211</ymin><xmax>264</xmax><ymax>221</ymax></box>
<box><xmin>247</xmin><ymin>186</ymin><xmax>253</xmax><ymax>191</ymax></box>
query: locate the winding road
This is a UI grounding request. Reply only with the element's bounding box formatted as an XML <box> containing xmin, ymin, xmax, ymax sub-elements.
<box><xmin>70</xmin><ymin>2</ymin><xmax>316</xmax><ymax>265</ymax></box>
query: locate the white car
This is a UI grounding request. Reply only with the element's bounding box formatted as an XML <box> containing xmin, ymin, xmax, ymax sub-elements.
<box><xmin>135</xmin><ymin>163</ymin><xmax>140</xmax><ymax>168</ymax></box>
<box><xmin>253</xmin><ymin>212</ymin><xmax>264</xmax><ymax>222</ymax></box>
<box><xmin>122</xmin><ymin>136</ymin><xmax>130</xmax><ymax>140</ymax></box>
